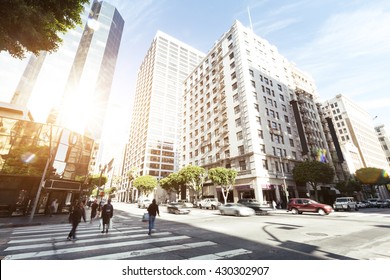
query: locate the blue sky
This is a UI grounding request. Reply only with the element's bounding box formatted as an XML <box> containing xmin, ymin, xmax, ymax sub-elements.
<box><xmin>1</xmin><ymin>0</ymin><xmax>389</xmax><ymax>159</ymax></box>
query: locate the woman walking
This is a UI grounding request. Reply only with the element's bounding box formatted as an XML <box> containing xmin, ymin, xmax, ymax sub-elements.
<box><xmin>147</xmin><ymin>199</ymin><xmax>160</xmax><ymax>236</ymax></box>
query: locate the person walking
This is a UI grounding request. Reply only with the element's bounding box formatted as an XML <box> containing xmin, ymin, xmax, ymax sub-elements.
<box><xmin>147</xmin><ymin>199</ymin><xmax>160</xmax><ymax>236</ymax></box>
<box><xmin>49</xmin><ymin>199</ymin><xmax>57</xmax><ymax>217</ymax></box>
<box><xmin>101</xmin><ymin>199</ymin><xmax>114</xmax><ymax>233</ymax></box>
<box><xmin>90</xmin><ymin>199</ymin><xmax>99</xmax><ymax>223</ymax></box>
<box><xmin>67</xmin><ymin>200</ymin><xmax>86</xmax><ymax>241</ymax></box>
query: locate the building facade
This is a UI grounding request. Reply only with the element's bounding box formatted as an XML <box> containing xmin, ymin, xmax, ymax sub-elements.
<box><xmin>182</xmin><ymin>21</ymin><xmax>332</xmax><ymax>206</ymax></box>
<box><xmin>120</xmin><ymin>31</ymin><xmax>204</xmax><ymax>202</ymax></box>
<box><xmin>375</xmin><ymin>124</ymin><xmax>390</xmax><ymax>168</ymax></box>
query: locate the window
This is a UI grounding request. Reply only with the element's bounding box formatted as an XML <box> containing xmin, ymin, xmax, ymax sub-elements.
<box><xmin>234</xmin><ymin>105</ymin><xmax>240</xmax><ymax>114</ymax></box>
<box><xmin>258</xmin><ymin>130</ymin><xmax>263</xmax><ymax>139</ymax></box>
<box><xmin>233</xmin><ymin>93</ymin><xmax>239</xmax><ymax>102</ymax></box>
<box><xmin>236</xmin><ymin>131</ymin><xmax>243</xmax><ymax>141</ymax></box>
<box><xmin>262</xmin><ymin>159</ymin><xmax>268</xmax><ymax>170</ymax></box>
<box><xmin>249</xmin><ymin>69</ymin><xmax>254</xmax><ymax>77</ymax></box>
<box><xmin>238</xmin><ymin>145</ymin><xmax>245</xmax><ymax>155</ymax></box>
<box><xmin>235</xmin><ymin>118</ymin><xmax>242</xmax><ymax>127</ymax></box>
<box><xmin>284</xmin><ymin>115</ymin><xmax>289</xmax><ymax>123</ymax></box>
<box><xmin>229</xmin><ymin>52</ymin><xmax>234</xmax><ymax>59</ymax></box>
<box><xmin>239</xmin><ymin>160</ymin><xmax>247</xmax><ymax>171</ymax></box>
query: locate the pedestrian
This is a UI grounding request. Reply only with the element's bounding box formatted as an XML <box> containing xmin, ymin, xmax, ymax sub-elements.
<box><xmin>67</xmin><ymin>200</ymin><xmax>86</xmax><ymax>241</ymax></box>
<box><xmin>272</xmin><ymin>200</ymin><xmax>277</xmax><ymax>210</ymax></box>
<box><xmin>147</xmin><ymin>199</ymin><xmax>160</xmax><ymax>236</ymax></box>
<box><xmin>90</xmin><ymin>199</ymin><xmax>99</xmax><ymax>223</ymax></box>
<box><xmin>49</xmin><ymin>199</ymin><xmax>57</xmax><ymax>217</ymax></box>
<box><xmin>101</xmin><ymin>199</ymin><xmax>114</xmax><ymax>233</ymax></box>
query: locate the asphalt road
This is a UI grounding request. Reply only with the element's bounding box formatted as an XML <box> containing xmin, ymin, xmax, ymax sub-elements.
<box><xmin>0</xmin><ymin>203</ymin><xmax>389</xmax><ymax>260</ymax></box>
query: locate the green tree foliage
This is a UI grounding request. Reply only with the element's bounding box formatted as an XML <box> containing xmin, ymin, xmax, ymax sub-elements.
<box><xmin>355</xmin><ymin>167</ymin><xmax>390</xmax><ymax>195</ymax></box>
<box><xmin>178</xmin><ymin>165</ymin><xmax>206</xmax><ymax>199</ymax></box>
<box><xmin>335</xmin><ymin>178</ymin><xmax>362</xmax><ymax>196</ymax></box>
<box><xmin>208</xmin><ymin>167</ymin><xmax>237</xmax><ymax>205</ymax></box>
<box><xmin>0</xmin><ymin>0</ymin><xmax>89</xmax><ymax>59</ymax></box>
<box><xmin>159</xmin><ymin>172</ymin><xmax>183</xmax><ymax>196</ymax></box>
<box><xmin>133</xmin><ymin>175</ymin><xmax>158</xmax><ymax>195</ymax></box>
<box><xmin>293</xmin><ymin>161</ymin><xmax>335</xmax><ymax>201</ymax></box>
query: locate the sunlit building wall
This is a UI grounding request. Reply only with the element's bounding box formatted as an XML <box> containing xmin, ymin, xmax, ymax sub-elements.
<box><xmin>322</xmin><ymin>94</ymin><xmax>389</xmax><ymax>173</ymax></box>
<box><xmin>121</xmin><ymin>31</ymin><xmax>204</xmax><ymax>202</ymax></box>
<box><xmin>8</xmin><ymin>1</ymin><xmax>124</xmax><ymax>142</ymax></box>
<box><xmin>375</xmin><ymin>124</ymin><xmax>390</xmax><ymax>168</ymax></box>
<box><xmin>182</xmin><ymin>21</ymin><xmax>331</xmax><ymax>205</ymax></box>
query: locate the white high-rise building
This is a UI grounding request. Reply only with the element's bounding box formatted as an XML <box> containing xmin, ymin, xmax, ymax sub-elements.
<box><xmin>322</xmin><ymin>94</ymin><xmax>389</xmax><ymax>173</ymax></box>
<box><xmin>120</xmin><ymin>31</ymin><xmax>204</xmax><ymax>202</ymax></box>
<box><xmin>375</xmin><ymin>124</ymin><xmax>390</xmax><ymax>169</ymax></box>
<box><xmin>182</xmin><ymin>21</ymin><xmax>331</xmax><ymax>206</ymax></box>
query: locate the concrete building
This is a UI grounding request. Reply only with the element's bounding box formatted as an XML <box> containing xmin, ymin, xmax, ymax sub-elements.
<box><xmin>182</xmin><ymin>21</ymin><xmax>332</xmax><ymax>206</ymax></box>
<box><xmin>375</xmin><ymin>124</ymin><xmax>390</xmax><ymax>169</ymax></box>
<box><xmin>322</xmin><ymin>94</ymin><xmax>388</xmax><ymax>172</ymax></box>
<box><xmin>120</xmin><ymin>31</ymin><xmax>204</xmax><ymax>203</ymax></box>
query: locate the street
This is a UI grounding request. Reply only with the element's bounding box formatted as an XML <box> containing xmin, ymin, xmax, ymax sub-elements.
<box><xmin>0</xmin><ymin>203</ymin><xmax>389</xmax><ymax>260</ymax></box>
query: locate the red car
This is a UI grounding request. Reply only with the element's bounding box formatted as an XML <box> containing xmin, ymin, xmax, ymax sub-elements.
<box><xmin>287</xmin><ymin>198</ymin><xmax>333</xmax><ymax>216</ymax></box>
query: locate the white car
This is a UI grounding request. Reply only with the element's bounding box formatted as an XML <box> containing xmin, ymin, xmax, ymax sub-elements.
<box><xmin>138</xmin><ymin>199</ymin><xmax>151</xmax><ymax>209</ymax></box>
<box><xmin>198</xmin><ymin>198</ymin><xmax>221</xmax><ymax>209</ymax></box>
<box><xmin>218</xmin><ymin>203</ymin><xmax>255</xmax><ymax>216</ymax></box>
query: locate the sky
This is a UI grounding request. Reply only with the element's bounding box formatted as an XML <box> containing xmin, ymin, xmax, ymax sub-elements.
<box><xmin>1</xmin><ymin>0</ymin><xmax>389</xmax><ymax>162</ymax></box>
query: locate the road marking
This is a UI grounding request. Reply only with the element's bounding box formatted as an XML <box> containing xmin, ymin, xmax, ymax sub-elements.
<box><xmin>188</xmin><ymin>248</ymin><xmax>252</xmax><ymax>260</ymax></box>
<box><xmin>3</xmin><ymin>235</ymin><xmax>190</xmax><ymax>260</ymax></box>
<box><xmin>5</xmin><ymin>232</ymin><xmax>171</xmax><ymax>251</ymax></box>
<box><xmin>81</xmin><ymin>241</ymin><xmax>217</xmax><ymax>260</ymax></box>
<box><xmin>8</xmin><ymin>227</ymin><xmax>145</xmax><ymax>243</ymax></box>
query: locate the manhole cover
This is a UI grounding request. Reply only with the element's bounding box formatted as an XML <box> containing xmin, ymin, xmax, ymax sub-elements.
<box><xmin>306</xmin><ymin>232</ymin><xmax>328</xmax><ymax>236</ymax></box>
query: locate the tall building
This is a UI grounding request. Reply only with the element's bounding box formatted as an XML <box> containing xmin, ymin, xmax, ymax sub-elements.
<box><xmin>120</xmin><ymin>31</ymin><xmax>204</xmax><ymax>202</ymax></box>
<box><xmin>182</xmin><ymin>21</ymin><xmax>332</xmax><ymax>205</ymax></box>
<box><xmin>7</xmin><ymin>1</ymin><xmax>124</xmax><ymax>141</ymax></box>
<box><xmin>375</xmin><ymin>124</ymin><xmax>390</xmax><ymax>168</ymax></box>
<box><xmin>322</xmin><ymin>94</ymin><xmax>389</xmax><ymax>173</ymax></box>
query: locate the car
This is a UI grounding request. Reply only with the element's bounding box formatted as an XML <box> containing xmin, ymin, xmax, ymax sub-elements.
<box><xmin>367</xmin><ymin>198</ymin><xmax>379</xmax><ymax>208</ymax></box>
<box><xmin>333</xmin><ymin>197</ymin><xmax>358</xmax><ymax>211</ymax></box>
<box><xmin>138</xmin><ymin>199</ymin><xmax>151</xmax><ymax>209</ymax></box>
<box><xmin>218</xmin><ymin>203</ymin><xmax>255</xmax><ymax>216</ymax></box>
<box><xmin>167</xmin><ymin>202</ymin><xmax>191</xmax><ymax>214</ymax></box>
<box><xmin>177</xmin><ymin>200</ymin><xmax>194</xmax><ymax>208</ymax></box>
<box><xmin>357</xmin><ymin>201</ymin><xmax>369</xmax><ymax>208</ymax></box>
<box><xmin>198</xmin><ymin>198</ymin><xmax>221</xmax><ymax>209</ymax></box>
<box><xmin>376</xmin><ymin>199</ymin><xmax>390</xmax><ymax>208</ymax></box>
<box><xmin>287</xmin><ymin>198</ymin><xmax>333</xmax><ymax>216</ymax></box>
<box><xmin>237</xmin><ymin>199</ymin><xmax>269</xmax><ymax>215</ymax></box>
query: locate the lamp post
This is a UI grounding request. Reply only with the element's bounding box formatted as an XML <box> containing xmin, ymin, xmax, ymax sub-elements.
<box><xmin>98</xmin><ymin>164</ymin><xmax>107</xmax><ymax>201</ymax></box>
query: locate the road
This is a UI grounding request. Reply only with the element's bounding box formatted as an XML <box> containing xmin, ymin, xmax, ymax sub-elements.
<box><xmin>0</xmin><ymin>203</ymin><xmax>389</xmax><ymax>260</ymax></box>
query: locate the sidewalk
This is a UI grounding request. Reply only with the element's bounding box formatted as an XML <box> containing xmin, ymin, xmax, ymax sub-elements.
<box><xmin>0</xmin><ymin>213</ymin><xmax>70</xmax><ymax>229</ymax></box>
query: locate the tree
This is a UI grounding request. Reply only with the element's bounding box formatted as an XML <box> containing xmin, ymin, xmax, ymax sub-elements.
<box><xmin>335</xmin><ymin>178</ymin><xmax>362</xmax><ymax>196</ymax></box>
<box><xmin>133</xmin><ymin>175</ymin><xmax>158</xmax><ymax>196</ymax></box>
<box><xmin>159</xmin><ymin>172</ymin><xmax>183</xmax><ymax>197</ymax></box>
<box><xmin>125</xmin><ymin>168</ymin><xmax>138</xmax><ymax>202</ymax></box>
<box><xmin>208</xmin><ymin>167</ymin><xmax>237</xmax><ymax>205</ymax></box>
<box><xmin>355</xmin><ymin>167</ymin><xmax>390</xmax><ymax>196</ymax></box>
<box><xmin>293</xmin><ymin>161</ymin><xmax>335</xmax><ymax>201</ymax></box>
<box><xmin>179</xmin><ymin>165</ymin><xmax>206</xmax><ymax>200</ymax></box>
<box><xmin>0</xmin><ymin>0</ymin><xmax>89</xmax><ymax>59</ymax></box>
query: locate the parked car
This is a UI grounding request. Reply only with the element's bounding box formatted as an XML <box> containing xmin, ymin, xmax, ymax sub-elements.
<box><xmin>376</xmin><ymin>199</ymin><xmax>390</xmax><ymax>208</ymax></box>
<box><xmin>333</xmin><ymin>197</ymin><xmax>358</xmax><ymax>211</ymax></box>
<box><xmin>367</xmin><ymin>198</ymin><xmax>379</xmax><ymax>208</ymax></box>
<box><xmin>287</xmin><ymin>198</ymin><xmax>333</xmax><ymax>216</ymax></box>
<box><xmin>357</xmin><ymin>201</ymin><xmax>369</xmax><ymax>208</ymax></box>
<box><xmin>198</xmin><ymin>198</ymin><xmax>221</xmax><ymax>209</ymax></box>
<box><xmin>138</xmin><ymin>199</ymin><xmax>151</xmax><ymax>209</ymax></box>
<box><xmin>167</xmin><ymin>202</ymin><xmax>191</xmax><ymax>214</ymax></box>
<box><xmin>177</xmin><ymin>200</ymin><xmax>194</xmax><ymax>208</ymax></box>
<box><xmin>218</xmin><ymin>203</ymin><xmax>255</xmax><ymax>216</ymax></box>
<box><xmin>237</xmin><ymin>199</ymin><xmax>269</xmax><ymax>215</ymax></box>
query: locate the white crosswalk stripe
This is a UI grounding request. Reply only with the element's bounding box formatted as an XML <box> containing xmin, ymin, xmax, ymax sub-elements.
<box><xmin>3</xmin><ymin>221</ymin><xmax>253</xmax><ymax>260</ymax></box>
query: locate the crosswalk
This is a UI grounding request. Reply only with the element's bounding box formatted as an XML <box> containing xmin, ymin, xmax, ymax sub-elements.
<box><xmin>3</xmin><ymin>217</ymin><xmax>252</xmax><ymax>260</ymax></box>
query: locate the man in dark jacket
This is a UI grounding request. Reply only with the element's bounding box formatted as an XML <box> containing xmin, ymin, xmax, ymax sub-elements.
<box><xmin>67</xmin><ymin>201</ymin><xmax>86</xmax><ymax>241</ymax></box>
<box><xmin>90</xmin><ymin>199</ymin><xmax>99</xmax><ymax>223</ymax></box>
<box><xmin>101</xmin><ymin>199</ymin><xmax>114</xmax><ymax>233</ymax></box>
<box><xmin>147</xmin><ymin>199</ymin><xmax>160</xmax><ymax>236</ymax></box>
